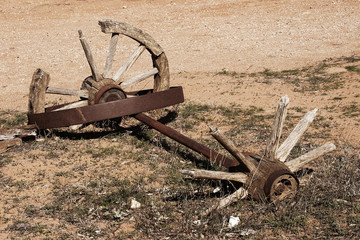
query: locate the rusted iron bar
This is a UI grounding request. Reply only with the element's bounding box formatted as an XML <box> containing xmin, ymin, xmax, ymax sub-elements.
<box><xmin>133</xmin><ymin>113</ymin><xmax>240</xmax><ymax>168</ymax></box>
<box><xmin>28</xmin><ymin>87</ymin><xmax>184</xmax><ymax>129</ymax></box>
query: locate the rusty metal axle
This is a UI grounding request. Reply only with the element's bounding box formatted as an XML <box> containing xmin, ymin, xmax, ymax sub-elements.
<box><xmin>134</xmin><ymin>113</ymin><xmax>240</xmax><ymax>168</ymax></box>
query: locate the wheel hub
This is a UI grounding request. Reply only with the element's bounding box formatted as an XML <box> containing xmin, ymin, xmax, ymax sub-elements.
<box><xmin>264</xmin><ymin>169</ymin><xmax>299</xmax><ymax>203</ymax></box>
<box><xmin>94</xmin><ymin>84</ymin><xmax>126</xmax><ymax>104</ymax></box>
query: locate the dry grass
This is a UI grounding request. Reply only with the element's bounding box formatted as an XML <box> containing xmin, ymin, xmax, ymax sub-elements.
<box><xmin>1</xmin><ymin>57</ymin><xmax>359</xmax><ymax>239</ymax></box>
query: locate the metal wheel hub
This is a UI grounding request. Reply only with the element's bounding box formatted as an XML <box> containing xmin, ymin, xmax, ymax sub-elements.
<box><xmin>94</xmin><ymin>84</ymin><xmax>126</xmax><ymax>104</ymax></box>
<box><xmin>264</xmin><ymin>169</ymin><xmax>299</xmax><ymax>203</ymax></box>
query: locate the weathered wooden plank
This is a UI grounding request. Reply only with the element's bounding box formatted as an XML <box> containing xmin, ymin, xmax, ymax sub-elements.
<box><xmin>265</xmin><ymin>95</ymin><xmax>289</xmax><ymax>160</ymax></box>
<box><xmin>103</xmin><ymin>33</ymin><xmax>119</xmax><ymax>78</ymax></box>
<box><xmin>28</xmin><ymin>68</ymin><xmax>51</xmax><ymax>114</ymax></box>
<box><xmin>46</xmin><ymin>87</ymin><xmax>89</xmax><ymax>98</ymax></box>
<box><xmin>113</xmin><ymin>45</ymin><xmax>146</xmax><ymax>82</ymax></box>
<box><xmin>181</xmin><ymin>169</ymin><xmax>248</xmax><ymax>183</ymax></box>
<box><xmin>0</xmin><ymin>125</ymin><xmax>37</xmax><ymax>141</ymax></box>
<box><xmin>209</xmin><ymin>125</ymin><xmax>258</xmax><ymax>173</ymax></box>
<box><xmin>276</xmin><ymin>108</ymin><xmax>318</xmax><ymax>162</ymax></box>
<box><xmin>286</xmin><ymin>142</ymin><xmax>336</xmax><ymax>172</ymax></box>
<box><xmin>202</xmin><ymin>187</ymin><xmax>248</xmax><ymax>216</ymax></box>
<box><xmin>78</xmin><ymin>30</ymin><xmax>102</xmax><ymax>82</ymax></box>
<box><xmin>99</xmin><ymin>20</ymin><xmax>163</xmax><ymax>56</ymax></box>
<box><xmin>120</xmin><ymin>68</ymin><xmax>158</xmax><ymax>89</ymax></box>
<box><xmin>53</xmin><ymin>100</ymin><xmax>88</xmax><ymax>112</ymax></box>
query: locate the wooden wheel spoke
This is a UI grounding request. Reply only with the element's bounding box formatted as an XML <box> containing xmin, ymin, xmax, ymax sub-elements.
<box><xmin>276</xmin><ymin>108</ymin><xmax>318</xmax><ymax>162</ymax></box>
<box><xmin>46</xmin><ymin>87</ymin><xmax>89</xmax><ymax>98</ymax></box>
<box><xmin>119</xmin><ymin>68</ymin><xmax>158</xmax><ymax>89</ymax></box>
<box><xmin>52</xmin><ymin>100</ymin><xmax>88</xmax><ymax>112</ymax></box>
<box><xmin>78</xmin><ymin>30</ymin><xmax>102</xmax><ymax>82</ymax></box>
<box><xmin>286</xmin><ymin>142</ymin><xmax>336</xmax><ymax>172</ymax></box>
<box><xmin>112</xmin><ymin>45</ymin><xmax>146</xmax><ymax>82</ymax></box>
<box><xmin>181</xmin><ymin>169</ymin><xmax>248</xmax><ymax>183</ymax></box>
<box><xmin>103</xmin><ymin>33</ymin><xmax>119</xmax><ymax>78</ymax></box>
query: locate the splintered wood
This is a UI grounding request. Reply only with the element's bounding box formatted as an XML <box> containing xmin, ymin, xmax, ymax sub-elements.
<box><xmin>182</xmin><ymin>96</ymin><xmax>336</xmax><ymax>215</ymax></box>
<box><xmin>28</xmin><ymin>68</ymin><xmax>50</xmax><ymax>114</ymax></box>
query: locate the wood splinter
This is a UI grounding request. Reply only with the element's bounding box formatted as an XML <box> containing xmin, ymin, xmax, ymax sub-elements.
<box><xmin>182</xmin><ymin>96</ymin><xmax>336</xmax><ymax>214</ymax></box>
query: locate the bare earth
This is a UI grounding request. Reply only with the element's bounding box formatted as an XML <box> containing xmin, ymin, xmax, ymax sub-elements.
<box><xmin>0</xmin><ymin>0</ymin><xmax>359</xmax><ymax>238</ymax></box>
<box><xmin>0</xmin><ymin>0</ymin><xmax>359</xmax><ymax>144</ymax></box>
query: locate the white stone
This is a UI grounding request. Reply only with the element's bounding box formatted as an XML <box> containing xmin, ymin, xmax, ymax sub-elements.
<box><xmin>130</xmin><ymin>199</ymin><xmax>141</xmax><ymax>209</ymax></box>
<box><xmin>228</xmin><ymin>216</ymin><xmax>240</xmax><ymax>228</ymax></box>
<box><xmin>240</xmin><ymin>228</ymin><xmax>257</xmax><ymax>236</ymax></box>
<box><xmin>193</xmin><ymin>220</ymin><xmax>201</xmax><ymax>226</ymax></box>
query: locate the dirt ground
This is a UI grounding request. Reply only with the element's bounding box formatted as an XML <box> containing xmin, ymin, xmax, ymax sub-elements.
<box><xmin>0</xmin><ymin>0</ymin><xmax>359</xmax><ymax>239</ymax></box>
<box><xmin>0</xmin><ymin>0</ymin><xmax>360</xmax><ymax>144</ymax></box>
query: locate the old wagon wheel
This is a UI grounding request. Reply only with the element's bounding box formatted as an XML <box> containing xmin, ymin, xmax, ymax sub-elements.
<box><xmin>81</xmin><ymin>20</ymin><xmax>170</xmax><ymax>103</ymax></box>
<box><xmin>36</xmin><ymin>20</ymin><xmax>170</xmax><ymax>128</ymax></box>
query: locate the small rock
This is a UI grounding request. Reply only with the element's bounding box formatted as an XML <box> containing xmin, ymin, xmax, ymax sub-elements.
<box><xmin>213</xmin><ymin>187</ymin><xmax>221</xmax><ymax>193</ymax></box>
<box><xmin>130</xmin><ymin>199</ymin><xmax>141</xmax><ymax>209</ymax></box>
<box><xmin>240</xmin><ymin>228</ymin><xmax>257</xmax><ymax>236</ymax></box>
<box><xmin>193</xmin><ymin>220</ymin><xmax>201</xmax><ymax>226</ymax></box>
<box><xmin>228</xmin><ymin>216</ymin><xmax>240</xmax><ymax>228</ymax></box>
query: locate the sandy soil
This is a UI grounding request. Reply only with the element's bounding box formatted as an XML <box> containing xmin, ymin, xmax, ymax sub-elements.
<box><xmin>0</xmin><ymin>0</ymin><xmax>359</xmax><ymax>106</ymax></box>
<box><xmin>0</xmin><ymin>1</ymin><xmax>360</xmax><ymax>238</ymax></box>
<box><xmin>1</xmin><ymin>0</ymin><xmax>359</xmax><ymax>144</ymax></box>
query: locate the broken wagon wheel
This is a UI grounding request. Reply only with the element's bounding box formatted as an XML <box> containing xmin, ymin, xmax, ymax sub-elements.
<box><xmin>81</xmin><ymin>20</ymin><xmax>170</xmax><ymax>102</ymax></box>
<box><xmin>182</xmin><ymin>96</ymin><xmax>336</xmax><ymax>215</ymax></box>
<box><xmin>29</xmin><ymin>20</ymin><xmax>171</xmax><ymax>129</ymax></box>
<box><xmin>80</xmin><ymin>20</ymin><xmax>170</xmax><ymax>128</ymax></box>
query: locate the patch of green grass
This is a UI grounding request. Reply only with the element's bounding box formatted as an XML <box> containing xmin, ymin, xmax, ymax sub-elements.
<box><xmin>181</xmin><ymin>103</ymin><xmax>211</xmax><ymax>119</ymax></box>
<box><xmin>252</xmin><ymin>61</ymin><xmax>348</xmax><ymax>92</ymax></box>
<box><xmin>0</xmin><ymin>155</ymin><xmax>13</xmax><ymax>168</ymax></box>
<box><xmin>7</xmin><ymin>220</ymin><xmax>50</xmax><ymax>236</ymax></box>
<box><xmin>345</xmin><ymin>65</ymin><xmax>360</xmax><ymax>73</ymax></box>
<box><xmin>54</xmin><ymin>171</ymin><xmax>73</xmax><ymax>178</ymax></box>
<box><xmin>0</xmin><ymin>110</ymin><xmax>27</xmax><ymax>128</ymax></box>
<box><xmin>45</xmin><ymin>150</ymin><xmax>59</xmax><ymax>159</ymax></box>
<box><xmin>216</xmin><ymin>68</ymin><xmax>244</xmax><ymax>78</ymax></box>
<box><xmin>265</xmin><ymin>215</ymin><xmax>308</xmax><ymax>232</ymax></box>
<box><xmin>85</xmin><ymin>146</ymin><xmax>121</xmax><ymax>159</ymax></box>
<box><xmin>261</xmin><ymin>68</ymin><xmax>282</xmax><ymax>77</ymax></box>
<box><xmin>298</xmin><ymin>74</ymin><xmax>344</xmax><ymax>92</ymax></box>
<box><xmin>292</xmin><ymin>106</ymin><xmax>305</xmax><ymax>113</ymax></box>
<box><xmin>13</xmin><ymin>180</ymin><xmax>29</xmax><ymax>191</ymax></box>
<box><xmin>342</xmin><ymin>102</ymin><xmax>360</xmax><ymax>118</ymax></box>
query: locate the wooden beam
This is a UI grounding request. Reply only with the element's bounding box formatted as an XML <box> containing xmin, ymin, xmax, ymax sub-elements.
<box><xmin>276</xmin><ymin>108</ymin><xmax>318</xmax><ymax>162</ymax></box>
<box><xmin>53</xmin><ymin>100</ymin><xmax>88</xmax><ymax>112</ymax></box>
<box><xmin>181</xmin><ymin>169</ymin><xmax>248</xmax><ymax>183</ymax></box>
<box><xmin>265</xmin><ymin>95</ymin><xmax>289</xmax><ymax>160</ymax></box>
<box><xmin>103</xmin><ymin>33</ymin><xmax>119</xmax><ymax>78</ymax></box>
<box><xmin>46</xmin><ymin>87</ymin><xmax>89</xmax><ymax>98</ymax></box>
<box><xmin>99</xmin><ymin>20</ymin><xmax>163</xmax><ymax>56</ymax></box>
<box><xmin>120</xmin><ymin>68</ymin><xmax>158</xmax><ymax>89</ymax></box>
<box><xmin>28</xmin><ymin>68</ymin><xmax>51</xmax><ymax>114</ymax></box>
<box><xmin>202</xmin><ymin>187</ymin><xmax>248</xmax><ymax>216</ymax></box>
<box><xmin>78</xmin><ymin>30</ymin><xmax>102</xmax><ymax>82</ymax></box>
<box><xmin>286</xmin><ymin>142</ymin><xmax>336</xmax><ymax>172</ymax></box>
<box><xmin>113</xmin><ymin>45</ymin><xmax>146</xmax><ymax>82</ymax></box>
<box><xmin>209</xmin><ymin>125</ymin><xmax>258</xmax><ymax>173</ymax></box>
<box><xmin>0</xmin><ymin>125</ymin><xmax>37</xmax><ymax>141</ymax></box>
